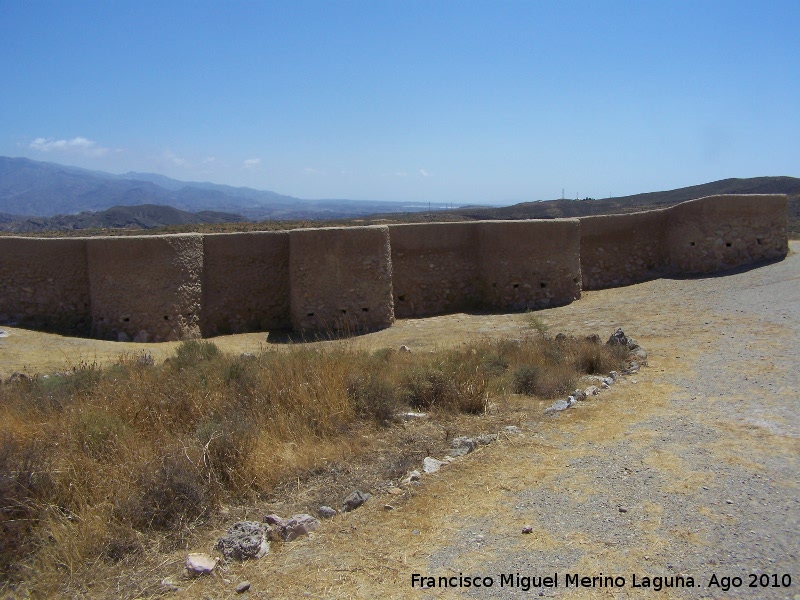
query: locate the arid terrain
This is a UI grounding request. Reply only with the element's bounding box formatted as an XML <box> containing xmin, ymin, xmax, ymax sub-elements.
<box><xmin>1</xmin><ymin>243</ymin><xmax>797</xmax><ymax>599</ymax></box>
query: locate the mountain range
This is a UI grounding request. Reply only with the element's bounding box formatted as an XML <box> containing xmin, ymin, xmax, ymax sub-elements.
<box><xmin>0</xmin><ymin>156</ymin><xmax>451</xmax><ymax>222</ymax></box>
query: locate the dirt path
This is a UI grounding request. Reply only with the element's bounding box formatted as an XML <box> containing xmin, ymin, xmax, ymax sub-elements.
<box><xmin>1</xmin><ymin>246</ymin><xmax>797</xmax><ymax>599</ymax></box>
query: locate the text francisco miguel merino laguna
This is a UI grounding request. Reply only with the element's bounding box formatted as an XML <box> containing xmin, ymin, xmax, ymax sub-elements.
<box><xmin>411</xmin><ymin>572</ymin><xmax>695</xmax><ymax>592</ymax></box>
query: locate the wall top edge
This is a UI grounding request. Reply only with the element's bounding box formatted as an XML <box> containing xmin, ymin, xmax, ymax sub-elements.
<box><xmin>0</xmin><ymin>194</ymin><xmax>787</xmax><ymax>241</ymax></box>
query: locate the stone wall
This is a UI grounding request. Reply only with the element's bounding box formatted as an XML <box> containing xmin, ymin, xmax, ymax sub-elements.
<box><xmin>389</xmin><ymin>219</ymin><xmax>581</xmax><ymax>317</ymax></box>
<box><xmin>0</xmin><ymin>194</ymin><xmax>788</xmax><ymax>341</ymax></box>
<box><xmin>0</xmin><ymin>237</ymin><xmax>91</xmax><ymax>334</ymax></box>
<box><xmin>289</xmin><ymin>226</ymin><xmax>394</xmax><ymax>333</ymax></box>
<box><xmin>201</xmin><ymin>231</ymin><xmax>290</xmax><ymax>336</ymax></box>
<box><xmin>389</xmin><ymin>223</ymin><xmax>482</xmax><ymax>318</ymax></box>
<box><xmin>87</xmin><ymin>234</ymin><xmax>204</xmax><ymax>342</ymax></box>
<box><xmin>479</xmin><ymin>220</ymin><xmax>582</xmax><ymax>310</ymax></box>
<box><xmin>666</xmin><ymin>194</ymin><xmax>789</xmax><ymax>273</ymax></box>
<box><xmin>579</xmin><ymin>210</ymin><xmax>669</xmax><ymax>290</ymax></box>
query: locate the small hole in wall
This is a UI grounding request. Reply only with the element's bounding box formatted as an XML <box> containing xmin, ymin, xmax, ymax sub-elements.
<box><xmin>725</xmin><ymin>242</ymin><xmax>732</xmax><ymax>247</ymax></box>
<box><xmin>512</xmin><ymin>283</ymin><xmax>519</xmax><ymax>289</ymax></box>
<box><xmin>398</xmin><ymin>295</ymin><xmax>406</xmax><ymax>301</ymax></box>
<box><xmin>540</xmin><ymin>282</ymin><xmax>547</xmax><ymax>288</ymax></box>
<box><xmin>756</xmin><ymin>238</ymin><xmax>763</xmax><ymax>245</ymax></box>
<box><xmin>573</xmin><ymin>277</ymin><xmax>580</xmax><ymax>284</ymax></box>
<box><xmin>492</xmin><ymin>283</ymin><xmax>497</xmax><ymax>288</ymax></box>
<box><xmin>362</xmin><ymin>307</ymin><xmax>369</xmax><ymax>312</ymax></box>
<box><xmin>123</xmin><ymin>317</ymin><xmax>130</xmax><ymax>322</ymax></box>
<box><xmin>307</xmin><ymin>312</ymin><xmax>315</xmax><ymax>317</ymax></box>
<box><xmin>164</xmin><ymin>316</ymin><xmax>169</xmax><ymax>321</ymax></box>
<box><xmin>340</xmin><ymin>309</ymin><xmax>347</xmax><ymax>314</ymax></box>
<box><xmin>689</xmin><ymin>241</ymin><xmax>696</xmax><ymax>247</ymax></box>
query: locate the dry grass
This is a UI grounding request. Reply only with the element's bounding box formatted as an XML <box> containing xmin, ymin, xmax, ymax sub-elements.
<box><xmin>0</xmin><ymin>333</ymin><xmax>627</xmax><ymax>596</ymax></box>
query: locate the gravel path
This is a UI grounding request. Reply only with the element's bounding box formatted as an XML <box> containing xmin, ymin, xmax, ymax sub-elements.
<box><xmin>417</xmin><ymin>248</ymin><xmax>799</xmax><ymax>599</ymax></box>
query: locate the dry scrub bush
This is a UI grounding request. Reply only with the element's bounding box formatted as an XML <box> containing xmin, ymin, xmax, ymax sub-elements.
<box><xmin>0</xmin><ymin>333</ymin><xmax>627</xmax><ymax>593</ymax></box>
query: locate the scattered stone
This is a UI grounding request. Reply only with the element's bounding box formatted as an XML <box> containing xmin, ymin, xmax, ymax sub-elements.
<box><xmin>280</xmin><ymin>514</ymin><xmax>320</xmax><ymax>541</ymax></box>
<box><xmin>606</xmin><ymin>328</ymin><xmax>628</xmax><ymax>346</ymax></box>
<box><xmin>545</xmin><ymin>399</ymin><xmax>570</xmax><ymax>414</ymax></box>
<box><xmin>186</xmin><ymin>553</ymin><xmax>218</xmax><ymax>576</ymax></box>
<box><xmin>0</xmin><ymin>330</ymin><xmax>8</xmax><ymax>338</ymax></box>
<box><xmin>632</xmin><ymin>347</ymin><xmax>648</xmax><ymax>361</ymax></box>
<box><xmin>601</xmin><ymin>382</ymin><xmax>610</xmax><ymax>389</ymax></box>
<box><xmin>384</xmin><ymin>504</ymin><xmax>395</xmax><ymax>511</ymax></box>
<box><xmin>626</xmin><ymin>337</ymin><xmax>640</xmax><ymax>350</ymax></box>
<box><xmin>342</xmin><ymin>490</ymin><xmax>371</xmax><ymax>512</ymax></box>
<box><xmin>236</xmin><ymin>580</ymin><xmax>251</xmax><ymax>593</ymax></box>
<box><xmin>395</xmin><ymin>411</ymin><xmax>427</xmax><ymax>421</ymax></box>
<box><xmin>567</xmin><ymin>395</ymin><xmax>577</xmax><ymax>407</ymax></box>
<box><xmin>623</xmin><ymin>361</ymin><xmax>641</xmax><ymax>374</ymax></box>
<box><xmin>619</xmin><ymin>507</ymin><xmax>628</xmax><ymax>513</ymax></box>
<box><xmin>571</xmin><ymin>389</ymin><xmax>587</xmax><ymax>401</ymax></box>
<box><xmin>239</xmin><ymin>352</ymin><xmax>256</xmax><ymax>360</ymax></box>
<box><xmin>161</xmin><ymin>577</ymin><xmax>180</xmax><ymax>591</ymax></box>
<box><xmin>318</xmin><ymin>506</ymin><xmax>337</xmax><ymax>519</ymax></box>
<box><xmin>503</xmin><ymin>425</ymin><xmax>522</xmax><ymax>435</ymax></box>
<box><xmin>608</xmin><ymin>371</ymin><xmax>619</xmax><ymax>381</ymax></box>
<box><xmin>6</xmin><ymin>372</ymin><xmax>29</xmax><ymax>384</ymax></box>
<box><xmin>117</xmin><ymin>331</ymin><xmax>131</xmax><ymax>342</ymax></box>
<box><xmin>585</xmin><ymin>333</ymin><xmax>601</xmax><ymax>344</ymax></box>
<box><xmin>132</xmin><ymin>330</ymin><xmax>149</xmax><ymax>343</ymax></box>
<box><xmin>401</xmin><ymin>470</ymin><xmax>421</xmax><ymax>485</ymax></box>
<box><xmin>584</xmin><ymin>385</ymin><xmax>600</xmax><ymax>396</ymax></box>
<box><xmin>476</xmin><ymin>433</ymin><xmax>499</xmax><ymax>445</ymax></box>
<box><xmin>399</xmin><ymin>345</ymin><xmax>412</xmax><ymax>353</ymax></box>
<box><xmin>423</xmin><ymin>456</ymin><xmax>446</xmax><ymax>473</ymax></box>
<box><xmin>521</xmin><ymin>526</ymin><xmax>533</xmax><ymax>534</ymax></box>
<box><xmin>215</xmin><ymin>521</ymin><xmax>269</xmax><ymax>561</ymax></box>
<box><xmin>449</xmin><ymin>436</ymin><xmax>477</xmax><ymax>456</ymax></box>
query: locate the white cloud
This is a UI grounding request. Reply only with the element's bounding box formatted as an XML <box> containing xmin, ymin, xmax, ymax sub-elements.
<box><xmin>29</xmin><ymin>136</ymin><xmax>111</xmax><ymax>157</ymax></box>
<box><xmin>242</xmin><ymin>158</ymin><xmax>262</xmax><ymax>170</ymax></box>
<box><xmin>419</xmin><ymin>168</ymin><xmax>432</xmax><ymax>178</ymax></box>
<box><xmin>162</xmin><ymin>151</ymin><xmax>191</xmax><ymax>168</ymax></box>
<box><xmin>304</xmin><ymin>166</ymin><xmax>326</xmax><ymax>175</ymax></box>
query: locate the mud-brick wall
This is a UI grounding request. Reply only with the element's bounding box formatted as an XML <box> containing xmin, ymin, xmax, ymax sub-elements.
<box><xmin>389</xmin><ymin>223</ymin><xmax>482</xmax><ymax>318</ymax></box>
<box><xmin>0</xmin><ymin>237</ymin><xmax>91</xmax><ymax>334</ymax></box>
<box><xmin>87</xmin><ymin>234</ymin><xmax>204</xmax><ymax>342</ymax></box>
<box><xmin>479</xmin><ymin>220</ymin><xmax>581</xmax><ymax>310</ymax></box>
<box><xmin>201</xmin><ymin>231</ymin><xmax>290</xmax><ymax>336</ymax></box>
<box><xmin>666</xmin><ymin>195</ymin><xmax>789</xmax><ymax>274</ymax></box>
<box><xmin>289</xmin><ymin>226</ymin><xmax>394</xmax><ymax>333</ymax></box>
<box><xmin>579</xmin><ymin>210</ymin><xmax>669</xmax><ymax>290</ymax></box>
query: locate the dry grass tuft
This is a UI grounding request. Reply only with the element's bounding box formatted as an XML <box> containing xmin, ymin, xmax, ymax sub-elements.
<box><xmin>0</xmin><ymin>332</ymin><xmax>628</xmax><ymax>595</ymax></box>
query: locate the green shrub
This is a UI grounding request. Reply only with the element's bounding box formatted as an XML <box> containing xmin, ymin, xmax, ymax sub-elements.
<box><xmin>512</xmin><ymin>365</ymin><xmax>540</xmax><ymax>395</ymax></box>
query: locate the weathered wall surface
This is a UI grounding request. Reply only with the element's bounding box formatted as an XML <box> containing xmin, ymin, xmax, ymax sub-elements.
<box><xmin>0</xmin><ymin>194</ymin><xmax>788</xmax><ymax>341</ymax></box>
<box><xmin>87</xmin><ymin>234</ymin><xmax>204</xmax><ymax>342</ymax></box>
<box><xmin>579</xmin><ymin>210</ymin><xmax>669</xmax><ymax>290</ymax></box>
<box><xmin>389</xmin><ymin>223</ymin><xmax>482</xmax><ymax>318</ymax></box>
<box><xmin>666</xmin><ymin>195</ymin><xmax>789</xmax><ymax>274</ymax></box>
<box><xmin>0</xmin><ymin>237</ymin><xmax>91</xmax><ymax>334</ymax></box>
<box><xmin>201</xmin><ymin>231</ymin><xmax>290</xmax><ymax>336</ymax></box>
<box><xmin>289</xmin><ymin>226</ymin><xmax>394</xmax><ymax>333</ymax></box>
<box><xmin>479</xmin><ymin>219</ymin><xmax>581</xmax><ymax>310</ymax></box>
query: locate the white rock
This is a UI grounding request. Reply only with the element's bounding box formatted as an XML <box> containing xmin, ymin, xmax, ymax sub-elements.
<box><xmin>423</xmin><ymin>457</ymin><xmax>446</xmax><ymax>473</ymax></box>
<box><xmin>186</xmin><ymin>553</ymin><xmax>217</xmax><ymax>576</ymax></box>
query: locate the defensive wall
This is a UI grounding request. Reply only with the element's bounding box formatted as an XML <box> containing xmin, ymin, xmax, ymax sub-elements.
<box><xmin>0</xmin><ymin>194</ymin><xmax>788</xmax><ymax>341</ymax></box>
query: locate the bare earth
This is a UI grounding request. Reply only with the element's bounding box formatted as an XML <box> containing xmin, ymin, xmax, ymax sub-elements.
<box><xmin>0</xmin><ymin>243</ymin><xmax>797</xmax><ymax>599</ymax></box>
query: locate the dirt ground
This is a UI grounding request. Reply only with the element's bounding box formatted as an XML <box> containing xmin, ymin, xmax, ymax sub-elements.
<box><xmin>0</xmin><ymin>243</ymin><xmax>797</xmax><ymax>599</ymax></box>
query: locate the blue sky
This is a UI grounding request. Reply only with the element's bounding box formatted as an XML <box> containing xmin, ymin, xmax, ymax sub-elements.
<box><xmin>1</xmin><ymin>0</ymin><xmax>798</xmax><ymax>204</ymax></box>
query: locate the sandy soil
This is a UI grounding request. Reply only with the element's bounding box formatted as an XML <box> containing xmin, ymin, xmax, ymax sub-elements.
<box><xmin>0</xmin><ymin>244</ymin><xmax>797</xmax><ymax>599</ymax></box>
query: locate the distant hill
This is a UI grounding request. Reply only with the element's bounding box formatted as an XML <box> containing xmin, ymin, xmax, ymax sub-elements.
<box><xmin>0</xmin><ymin>156</ymin><xmax>451</xmax><ymax>221</ymax></box>
<box><xmin>450</xmin><ymin>177</ymin><xmax>800</xmax><ymax>220</ymax></box>
<box><xmin>0</xmin><ymin>204</ymin><xmax>244</xmax><ymax>233</ymax></box>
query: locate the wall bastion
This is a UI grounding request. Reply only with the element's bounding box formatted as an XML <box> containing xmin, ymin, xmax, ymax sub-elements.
<box><xmin>0</xmin><ymin>194</ymin><xmax>788</xmax><ymax>341</ymax></box>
